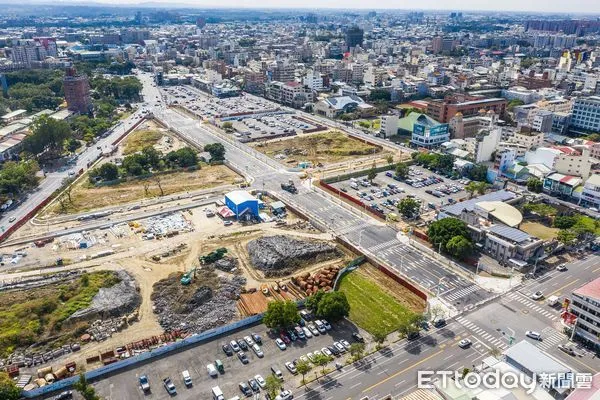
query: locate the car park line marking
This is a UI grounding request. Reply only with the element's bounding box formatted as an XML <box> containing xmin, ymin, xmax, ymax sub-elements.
<box><xmin>350</xmin><ymin>382</ymin><xmax>363</xmax><ymax>389</ymax></box>
<box><xmin>362</xmin><ymin>350</ymin><xmax>444</xmax><ymax>393</ymax></box>
<box><xmin>443</xmin><ymin>354</ymin><xmax>454</xmax><ymax>361</ymax></box>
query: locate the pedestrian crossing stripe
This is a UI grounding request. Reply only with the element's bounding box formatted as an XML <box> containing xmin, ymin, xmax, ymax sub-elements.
<box><xmin>456</xmin><ymin>317</ymin><xmax>508</xmax><ymax>350</ymax></box>
<box><xmin>442</xmin><ymin>285</ymin><xmax>481</xmax><ymax>302</ymax></box>
<box><xmin>369</xmin><ymin>239</ymin><xmax>400</xmax><ymax>252</ymax></box>
<box><xmin>504</xmin><ymin>292</ymin><xmax>559</xmax><ymax>321</ymax></box>
<box><xmin>398</xmin><ymin>388</ymin><xmax>442</xmax><ymax>400</ymax></box>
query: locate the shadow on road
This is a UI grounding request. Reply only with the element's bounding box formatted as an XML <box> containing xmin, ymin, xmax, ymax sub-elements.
<box><xmin>304</xmin><ymin>386</ymin><xmax>323</xmax><ymax>399</ymax></box>
<box><xmin>354</xmin><ymin>358</ymin><xmax>374</xmax><ymax>371</ymax></box>
<box><xmin>438</xmin><ymin>328</ymin><xmax>456</xmax><ymax>339</ymax></box>
<box><xmin>421</xmin><ymin>335</ymin><xmax>438</xmax><ymax>347</ymax></box>
<box><xmin>404</xmin><ymin>342</ymin><xmax>422</xmax><ymax>355</ymax></box>
<box><xmin>378</xmin><ymin>346</ymin><xmax>394</xmax><ymax>358</ymax></box>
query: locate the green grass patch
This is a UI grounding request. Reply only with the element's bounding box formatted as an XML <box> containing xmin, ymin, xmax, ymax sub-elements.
<box><xmin>338</xmin><ymin>271</ymin><xmax>415</xmax><ymax>337</ymax></box>
<box><xmin>123</xmin><ymin>129</ymin><xmax>163</xmax><ymax>155</ymax></box>
<box><xmin>0</xmin><ymin>271</ymin><xmax>120</xmax><ymax>357</ymax></box>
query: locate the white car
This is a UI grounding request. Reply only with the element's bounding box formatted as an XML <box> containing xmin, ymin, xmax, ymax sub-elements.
<box><xmin>302</xmin><ymin>326</ymin><xmax>313</xmax><ymax>338</ymax></box>
<box><xmin>556</xmin><ymin>264</ymin><xmax>567</xmax><ymax>271</ymax></box>
<box><xmin>275</xmin><ymin>338</ymin><xmax>287</xmax><ymax>350</ymax></box>
<box><xmin>334</xmin><ymin>342</ymin><xmax>346</xmax><ymax>353</ymax></box>
<box><xmin>531</xmin><ymin>291</ymin><xmax>544</xmax><ymax>300</ymax></box>
<box><xmin>321</xmin><ymin>347</ymin><xmax>332</xmax><ymax>357</ymax></box>
<box><xmin>275</xmin><ymin>390</ymin><xmax>293</xmax><ymax>400</ymax></box>
<box><xmin>254</xmin><ymin>374</ymin><xmax>266</xmax><ymax>389</ymax></box>
<box><xmin>206</xmin><ymin>364</ymin><xmax>218</xmax><ymax>377</ymax></box>
<box><xmin>230</xmin><ymin>340</ymin><xmax>241</xmax><ymax>352</ymax></box>
<box><xmin>458</xmin><ymin>339</ymin><xmax>472</xmax><ymax>348</ymax></box>
<box><xmin>308</xmin><ymin>324</ymin><xmax>320</xmax><ymax>336</ymax></box>
<box><xmin>252</xmin><ymin>343</ymin><xmax>264</xmax><ymax>358</ymax></box>
<box><xmin>322</xmin><ymin>320</ymin><xmax>332</xmax><ymax>330</ymax></box>
<box><xmin>306</xmin><ymin>352</ymin><xmax>315</xmax><ymax>362</ymax></box>
<box><xmin>340</xmin><ymin>339</ymin><xmax>351</xmax><ymax>349</ymax></box>
<box><xmin>526</xmin><ymin>331</ymin><xmax>542</xmax><ymax>341</ymax></box>
<box><xmin>244</xmin><ymin>335</ymin><xmax>255</xmax><ymax>346</ymax></box>
<box><xmin>285</xmin><ymin>361</ymin><xmax>297</xmax><ymax>374</ymax></box>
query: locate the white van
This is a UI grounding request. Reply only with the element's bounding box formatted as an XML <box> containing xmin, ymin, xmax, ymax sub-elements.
<box><xmin>350</xmin><ymin>182</ymin><xmax>359</xmax><ymax>190</ymax></box>
<box><xmin>212</xmin><ymin>386</ymin><xmax>225</xmax><ymax>400</ymax></box>
<box><xmin>547</xmin><ymin>295</ymin><xmax>560</xmax><ymax>307</ymax></box>
<box><xmin>182</xmin><ymin>370</ymin><xmax>192</xmax><ymax>387</ymax></box>
<box><xmin>207</xmin><ymin>364</ymin><xmax>218</xmax><ymax>377</ymax></box>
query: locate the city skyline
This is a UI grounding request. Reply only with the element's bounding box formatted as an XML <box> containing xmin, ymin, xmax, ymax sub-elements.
<box><xmin>11</xmin><ymin>0</ymin><xmax>600</xmax><ymax>14</ymax></box>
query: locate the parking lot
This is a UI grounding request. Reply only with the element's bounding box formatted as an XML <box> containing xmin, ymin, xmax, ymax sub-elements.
<box><xmin>225</xmin><ymin>113</ymin><xmax>318</xmax><ymax>142</ymax></box>
<box><xmin>330</xmin><ymin>166</ymin><xmax>468</xmax><ymax>217</ymax></box>
<box><xmin>90</xmin><ymin>318</ymin><xmax>363</xmax><ymax>400</ymax></box>
<box><xmin>163</xmin><ymin>86</ymin><xmax>280</xmax><ymax>118</ymax></box>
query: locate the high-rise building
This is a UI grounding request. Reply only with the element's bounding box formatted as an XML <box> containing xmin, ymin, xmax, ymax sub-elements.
<box><xmin>63</xmin><ymin>67</ymin><xmax>93</xmax><ymax>115</ymax></box>
<box><xmin>9</xmin><ymin>38</ymin><xmax>58</xmax><ymax>66</ymax></box>
<box><xmin>571</xmin><ymin>96</ymin><xmax>600</xmax><ymax>133</ymax></box>
<box><xmin>431</xmin><ymin>37</ymin><xmax>456</xmax><ymax>54</ymax></box>
<box><xmin>344</xmin><ymin>26</ymin><xmax>364</xmax><ymax>50</ymax></box>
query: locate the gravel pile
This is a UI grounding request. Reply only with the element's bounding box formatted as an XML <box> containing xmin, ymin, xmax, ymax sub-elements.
<box><xmin>247</xmin><ymin>235</ymin><xmax>340</xmax><ymax>277</ymax></box>
<box><xmin>152</xmin><ymin>269</ymin><xmax>245</xmax><ymax>333</ymax></box>
<box><xmin>68</xmin><ymin>270</ymin><xmax>141</xmax><ymax>323</ymax></box>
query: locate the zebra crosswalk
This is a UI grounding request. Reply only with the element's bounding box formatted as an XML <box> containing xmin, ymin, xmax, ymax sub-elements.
<box><xmin>368</xmin><ymin>238</ymin><xmax>401</xmax><ymax>252</ymax></box>
<box><xmin>456</xmin><ymin>316</ymin><xmax>508</xmax><ymax>350</ymax></box>
<box><xmin>399</xmin><ymin>388</ymin><xmax>442</xmax><ymax>400</ymax></box>
<box><xmin>442</xmin><ymin>285</ymin><xmax>482</xmax><ymax>302</ymax></box>
<box><xmin>536</xmin><ymin>327</ymin><xmax>566</xmax><ymax>351</ymax></box>
<box><xmin>505</xmin><ymin>292</ymin><xmax>559</xmax><ymax>321</ymax></box>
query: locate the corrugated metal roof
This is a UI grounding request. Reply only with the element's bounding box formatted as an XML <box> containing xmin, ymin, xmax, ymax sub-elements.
<box><xmin>441</xmin><ymin>190</ymin><xmax>517</xmax><ymax>217</ymax></box>
<box><xmin>488</xmin><ymin>224</ymin><xmax>531</xmax><ymax>243</ymax></box>
<box><xmin>505</xmin><ymin>340</ymin><xmax>570</xmax><ymax>376</ymax></box>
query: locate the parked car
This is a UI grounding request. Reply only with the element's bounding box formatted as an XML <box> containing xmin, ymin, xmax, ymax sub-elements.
<box><xmin>207</xmin><ymin>364</ymin><xmax>218</xmax><ymax>377</ymax></box>
<box><xmin>433</xmin><ymin>319</ymin><xmax>446</xmax><ymax>328</ymax></box>
<box><xmin>271</xmin><ymin>365</ymin><xmax>284</xmax><ymax>381</ymax></box>
<box><xmin>54</xmin><ymin>391</ymin><xmax>73</xmax><ymax>400</ymax></box>
<box><xmin>162</xmin><ymin>377</ymin><xmax>176</xmax><ymax>395</ymax></box>
<box><xmin>321</xmin><ymin>347</ymin><xmax>333</xmax><ymax>357</ymax></box>
<box><xmin>340</xmin><ymin>339</ymin><xmax>351</xmax><ymax>349</ymax></box>
<box><xmin>328</xmin><ymin>345</ymin><xmax>340</xmax><ymax>356</ymax></box>
<box><xmin>275</xmin><ymin>389</ymin><xmax>293</xmax><ymax>400</ymax></box>
<box><xmin>238</xmin><ymin>339</ymin><xmax>248</xmax><ymax>350</ymax></box>
<box><xmin>252</xmin><ymin>333</ymin><xmax>262</xmax><ymax>344</ymax></box>
<box><xmin>214</xmin><ymin>359</ymin><xmax>224</xmax><ymax>373</ymax></box>
<box><xmin>255</xmin><ymin>374</ymin><xmax>267</xmax><ymax>388</ymax></box>
<box><xmin>244</xmin><ymin>335</ymin><xmax>255</xmax><ymax>346</ymax></box>
<box><xmin>252</xmin><ymin>343</ymin><xmax>264</xmax><ymax>357</ymax></box>
<box><xmin>302</xmin><ymin>326</ymin><xmax>313</xmax><ymax>338</ymax></box>
<box><xmin>239</xmin><ymin>382</ymin><xmax>253</xmax><ymax>397</ymax></box>
<box><xmin>556</xmin><ymin>264</ymin><xmax>567</xmax><ymax>271</ymax></box>
<box><xmin>237</xmin><ymin>351</ymin><xmax>249</xmax><ymax>364</ymax></box>
<box><xmin>458</xmin><ymin>339</ymin><xmax>472</xmax><ymax>348</ymax></box>
<box><xmin>333</xmin><ymin>342</ymin><xmax>346</xmax><ymax>353</ymax></box>
<box><xmin>248</xmin><ymin>378</ymin><xmax>260</xmax><ymax>392</ymax></box>
<box><xmin>352</xmin><ymin>333</ymin><xmax>365</xmax><ymax>342</ymax></box>
<box><xmin>275</xmin><ymin>338</ymin><xmax>287</xmax><ymax>350</ymax></box>
<box><xmin>230</xmin><ymin>340</ymin><xmax>241</xmax><ymax>352</ymax></box>
<box><xmin>139</xmin><ymin>376</ymin><xmax>150</xmax><ymax>392</ymax></box>
<box><xmin>285</xmin><ymin>361</ymin><xmax>297</xmax><ymax>374</ymax></box>
<box><xmin>308</xmin><ymin>324</ymin><xmax>320</xmax><ymax>336</ymax></box>
<box><xmin>222</xmin><ymin>344</ymin><xmax>233</xmax><ymax>356</ymax></box>
<box><xmin>280</xmin><ymin>332</ymin><xmax>291</xmax><ymax>344</ymax></box>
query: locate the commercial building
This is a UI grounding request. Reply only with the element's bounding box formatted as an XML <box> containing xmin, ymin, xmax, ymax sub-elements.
<box><xmin>396</xmin><ymin>112</ymin><xmax>449</xmax><ymax>148</ymax></box>
<box><xmin>344</xmin><ymin>26</ymin><xmax>364</xmax><ymax>50</ymax></box>
<box><xmin>314</xmin><ymin>95</ymin><xmax>374</xmax><ymax>119</ymax></box>
<box><xmin>431</xmin><ymin>37</ymin><xmax>456</xmax><ymax>54</ymax></box>
<box><xmin>379</xmin><ymin>114</ymin><xmax>399</xmax><ymax>138</ymax></box>
<box><xmin>303</xmin><ymin>69</ymin><xmax>324</xmax><ymax>91</ymax></box>
<box><xmin>8</xmin><ymin>37</ymin><xmax>58</xmax><ymax>66</ymax></box>
<box><xmin>473</xmin><ymin>127</ymin><xmax>502</xmax><ymax>163</ymax></box>
<box><xmin>482</xmin><ymin>224</ymin><xmax>544</xmax><ymax>267</ymax></box>
<box><xmin>570</xmin><ymin>277</ymin><xmax>600</xmax><ymax>351</ymax></box>
<box><xmin>554</xmin><ymin>147</ymin><xmax>596</xmax><ymax>180</ymax></box>
<box><xmin>63</xmin><ymin>67</ymin><xmax>93</xmax><ymax>114</ymax></box>
<box><xmin>543</xmin><ymin>173</ymin><xmax>583</xmax><ymax>197</ymax></box>
<box><xmin>579</xmin><ymin>174</ymin><xmax>600</xmax><ymax>209</ymax></box>
<box><xmin>425</xmin><ymin>95</ymin><xmax>507</xmax><ymax>123</ymax></box>
<box><xmin>571</xmin><ymin>96</ymin><xmax>600</xmax><ymax>133</ymax></box>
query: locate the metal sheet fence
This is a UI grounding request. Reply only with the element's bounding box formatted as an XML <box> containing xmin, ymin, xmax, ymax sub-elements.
<box><xmin>22</xmin><ymin>314</ymin><xmax>263</xmax><ymax>398</ymax></box>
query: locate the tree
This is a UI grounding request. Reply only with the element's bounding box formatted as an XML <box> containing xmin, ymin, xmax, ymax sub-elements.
<box><xmin>367</xmin><ymin>162</ymin><xmax>377</xmax><ymax>182</ymax></box>
<box><xmin>0</xmin><ymin>160</ymin><xmax>39</xmax><ymax>196</ymax></box>
<box><xmin>465</xmin><ymin>181</ymin><xmax>478</xmax><ymax>199</ymax></box>
<box><xmin>222</xmin><ymin>121</ymin><xmax>234</xmax><ymax>132</ymax></box>
<box><xmin>557</xmin><ymin>229</ymin><xmax>578</xmax><ymax>245</ymax></box>
<box><xmin>397</xmin><ymin>198</ymin><xmax>420</xmax><ymax>219</ymax></box>
<box><xmin>98</xmin><ymin>163</ymin><xmax>119</xmax><ymax>181</ymax></box>
<box><xmin>0</xmin><ymin>372</ymin><xmax>21</xmax><ymax>400</ymax></box>
<box><xmin>142</xmin><ymin>146</ymin><xmax>161</xmax><ymax>169</ymax></box>
<box><xmin>372</xmin><ymin>332</ymin><xmax>387</xmax><ymax>349</ymax></box>
<box><xmin>445</xmin><ymin>235</ymin><xmax>473</xmax><ymax>260</ymax></box>
<box><xmin>62</xmin><ymin>177</ymin><xmax>75</xmax><ymax>203</ymax></box>
<box><xmin>305</xmin><ymin>290</ymin><xmax>326</xmax><ymax>312</ymax></box>
<box><xmin>153</xmin><ymin>175</ymin><xmax>164</xmax><ymax>196</ymax></box>
<box><xmin>204</xmin><ymin>143</ymin><xmax>226</xmax><ymax>162</ymax></box>
<box><xmin>426</xmin><ymin>304</ymin><xmax>445</xmax><ymax>323</ymax></box>
<box><xmin>22</xmin><ymin>115</ymin><xmax>72</xmax><ymax>157</ymax></box>
<box><xmin>427</xmin><ymin>217</ymin><xmax>471</xmax><ymax>253</ymax></box>
<box><xmin>349</xmin><ymin>342</ymin><xmax>366</xmax><ymax>362</ymax></box>
<box><xmin>526</xmin><ymin>177</ymin><xmax>543</xmax><ymax>193</ymax></box>
<box><xmin>312</xmin><ymin>352</ymin><xmax>331</xmax><ymax>374</ymax></box>
<box><xmin>554</xmin><ymin>215</ymin><xmax>577</xmax><ymax>229</ymax></box>
<box><xmin>73</xmin><ymin>373</ymin><xmax>100</xmax><ymax>400</ymax></box>
<box><xmin>386</xmin><ymin>155</ymin><xmax>394</xmax><ymax>166</ymax></box>
<box><xmin>468</xmin><ymin>164</ymin><xmax>488</xmax><ymax>182</ymax></box>
<box><xmin>265</xmin><ymin>375</ymin><xmax>281</xmax><ymax>400</ymax></box>
<box><xmin>395</xmin><ymin>162</ymin><xmax>409</xmax><ymax>179</ymax></box>
<box><xmin>369</xmin><ymin>88</ymin><xmax>391</xmax><ymax>102</ymax></box>
<box><xmin>507</xmin><ymin>99</ymin><xmax>524</xmax><ymax>111</ymax></box>
<box><xmin>166</xmin><ymin>147</ymin><xmax>198</xmax><ymax>168</ymax></box>
<box><xmin>315</xmin><ymin>291</ymin><xmax>350</xmax><ymax>321</ymax></box>
<box><xmin>398</xmin><ymin>313</ymin><xmax>424</xmax><ymax>338</ymax></box>
<box><xmin>263</xmin><ymin>300</ymin><xmax>300</xmax><ymax>330</ymax></box>
<box><xmin>296</xmin><ymin>359</ymin><xmax>312</xmax><ymax>386</ymax></box>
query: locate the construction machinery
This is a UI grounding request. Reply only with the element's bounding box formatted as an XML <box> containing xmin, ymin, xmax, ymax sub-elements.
<box><xmin>180</xmin><ymin>267</ymin><xmax>198</xmax><ymax>285</ymax></box>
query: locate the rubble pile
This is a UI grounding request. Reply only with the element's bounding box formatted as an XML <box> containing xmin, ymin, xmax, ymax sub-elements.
<box><xmin>68</xmin><ymin>270</ymin><xmax>141</xmax><ymax>323</ymax></box>
<box><xmin>291</xmin><ymin>265</ymin><xmax>341</xmax><ymax>295</ymax></box>
<box><xmin>213</xmin><ymin>256</ymin><xmax>238</xmax><ymax>272</ymax></box>
<box><xmin>151</xmin><ymin>269</ymin><xmax>245</xmax><ymax>332</ymax></box>
<box><xmin>247</xmin><ymin>235</ymin><xmax>340</xmax><ymax>277</ymax></box>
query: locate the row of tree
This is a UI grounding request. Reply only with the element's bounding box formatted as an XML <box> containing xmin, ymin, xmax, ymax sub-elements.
<box><xmin>0</xmin><ymin>160</ymin><xmax>39</xmax><ymax>201</ymax></box>
<box><xmin>0</xmin><ymin>69</ymin><xmax>64</xmax><ymax>114</ymax></box>
<box><xmin>90</xmin><ymin>146</ymin><xmax>199</xmax><ymax>182</ymax></box>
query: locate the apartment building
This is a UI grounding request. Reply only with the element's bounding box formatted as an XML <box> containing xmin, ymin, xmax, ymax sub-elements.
<box><xmin>570</xmin><ymin>278</ymin><xmax>600</xmax><ymax>350</ymax></box>
<box><xmin>426</xmin><ymin>95</ymin><xmax>507</xmax><ymax>123</ymax></box>
<box><xmin>579</xmin><ymin>174</ymin><xmax>600</xmax><ymax>209</ymax></box>
<box><xmin>571</xmin><ymin>96</ymin><xmax>600</xmax><ymax>133</ymax></box>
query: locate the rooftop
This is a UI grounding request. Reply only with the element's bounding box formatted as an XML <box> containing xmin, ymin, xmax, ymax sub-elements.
<box><xmin>505</xmin><ymin>339</ymin><xmax>570</xmax><ymax>376</ymax></box>
<box><xmin>573</xmin><ymin>277</ymin><xmax>600</xmax><ymax>301</ymax></box>
<box><xmin>225</xmin><ymin>190</ymin><xmax>257</xmax><ymax>204</ymax></box>
<box><xmin>441</xmin><ymin>190</ymin><xmax>517</xmax><ymax>217</ymax></box>
<box><xmin>476</xmin><ymin>201</ymin><xmax>523</xmax><ymax>227</ymax></box>
<box><xmin>398</xmin><ymin>112</ymin><xmax>441</xmax><ymax>131</ymax></box>
<box><xmin>487</xmin><ymin>224</ymin><xmax>531</xmax><ymax>244</ymax></box>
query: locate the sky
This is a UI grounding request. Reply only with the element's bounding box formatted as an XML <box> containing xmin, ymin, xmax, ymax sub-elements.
<box><xmin>59</xmin><ymin>0</ymin><xmax>600</xmax><ymax>14</ymax></box>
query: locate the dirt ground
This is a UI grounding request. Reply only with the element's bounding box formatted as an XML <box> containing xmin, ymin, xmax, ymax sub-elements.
<box><xmin>251</xmin><ymin>130</ymin><xmax>386</xmax><ymax>165</ymax></box>
<box><xmin>520</xmin><ymin>221</ymin><xmax>559</xmax><ymax>241</ymax></box>
<box><xmin>120</xmin><ymin>119</ymin><xmax>187</xmax><ymax>156</ymax></box>
<box><xmin>44</xmin><ymin>165</ymin><xmax>239</xmax><ymax>216</ymax></box>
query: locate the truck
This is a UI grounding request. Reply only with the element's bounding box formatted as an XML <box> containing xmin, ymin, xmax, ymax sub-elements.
<box><xmin>139</xmin><ymin>375</ymin><xmax>150</xmax><ymax>392</ymax></box>
<box><xmin>281</xmin><ymin>179</ymin><xmax>298</xmax><ymax>194</ymax></box>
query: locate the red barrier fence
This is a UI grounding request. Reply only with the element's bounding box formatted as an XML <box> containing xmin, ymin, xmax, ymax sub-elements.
<box><xmin>1</xmin><ymin>119</ymin><xmax>145</xmax><ymax>243</ymax></box>
<box><xmin>318</xmin><ymin>180</ymin><xmax>386</xmax><ymax>220</ymax></box>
